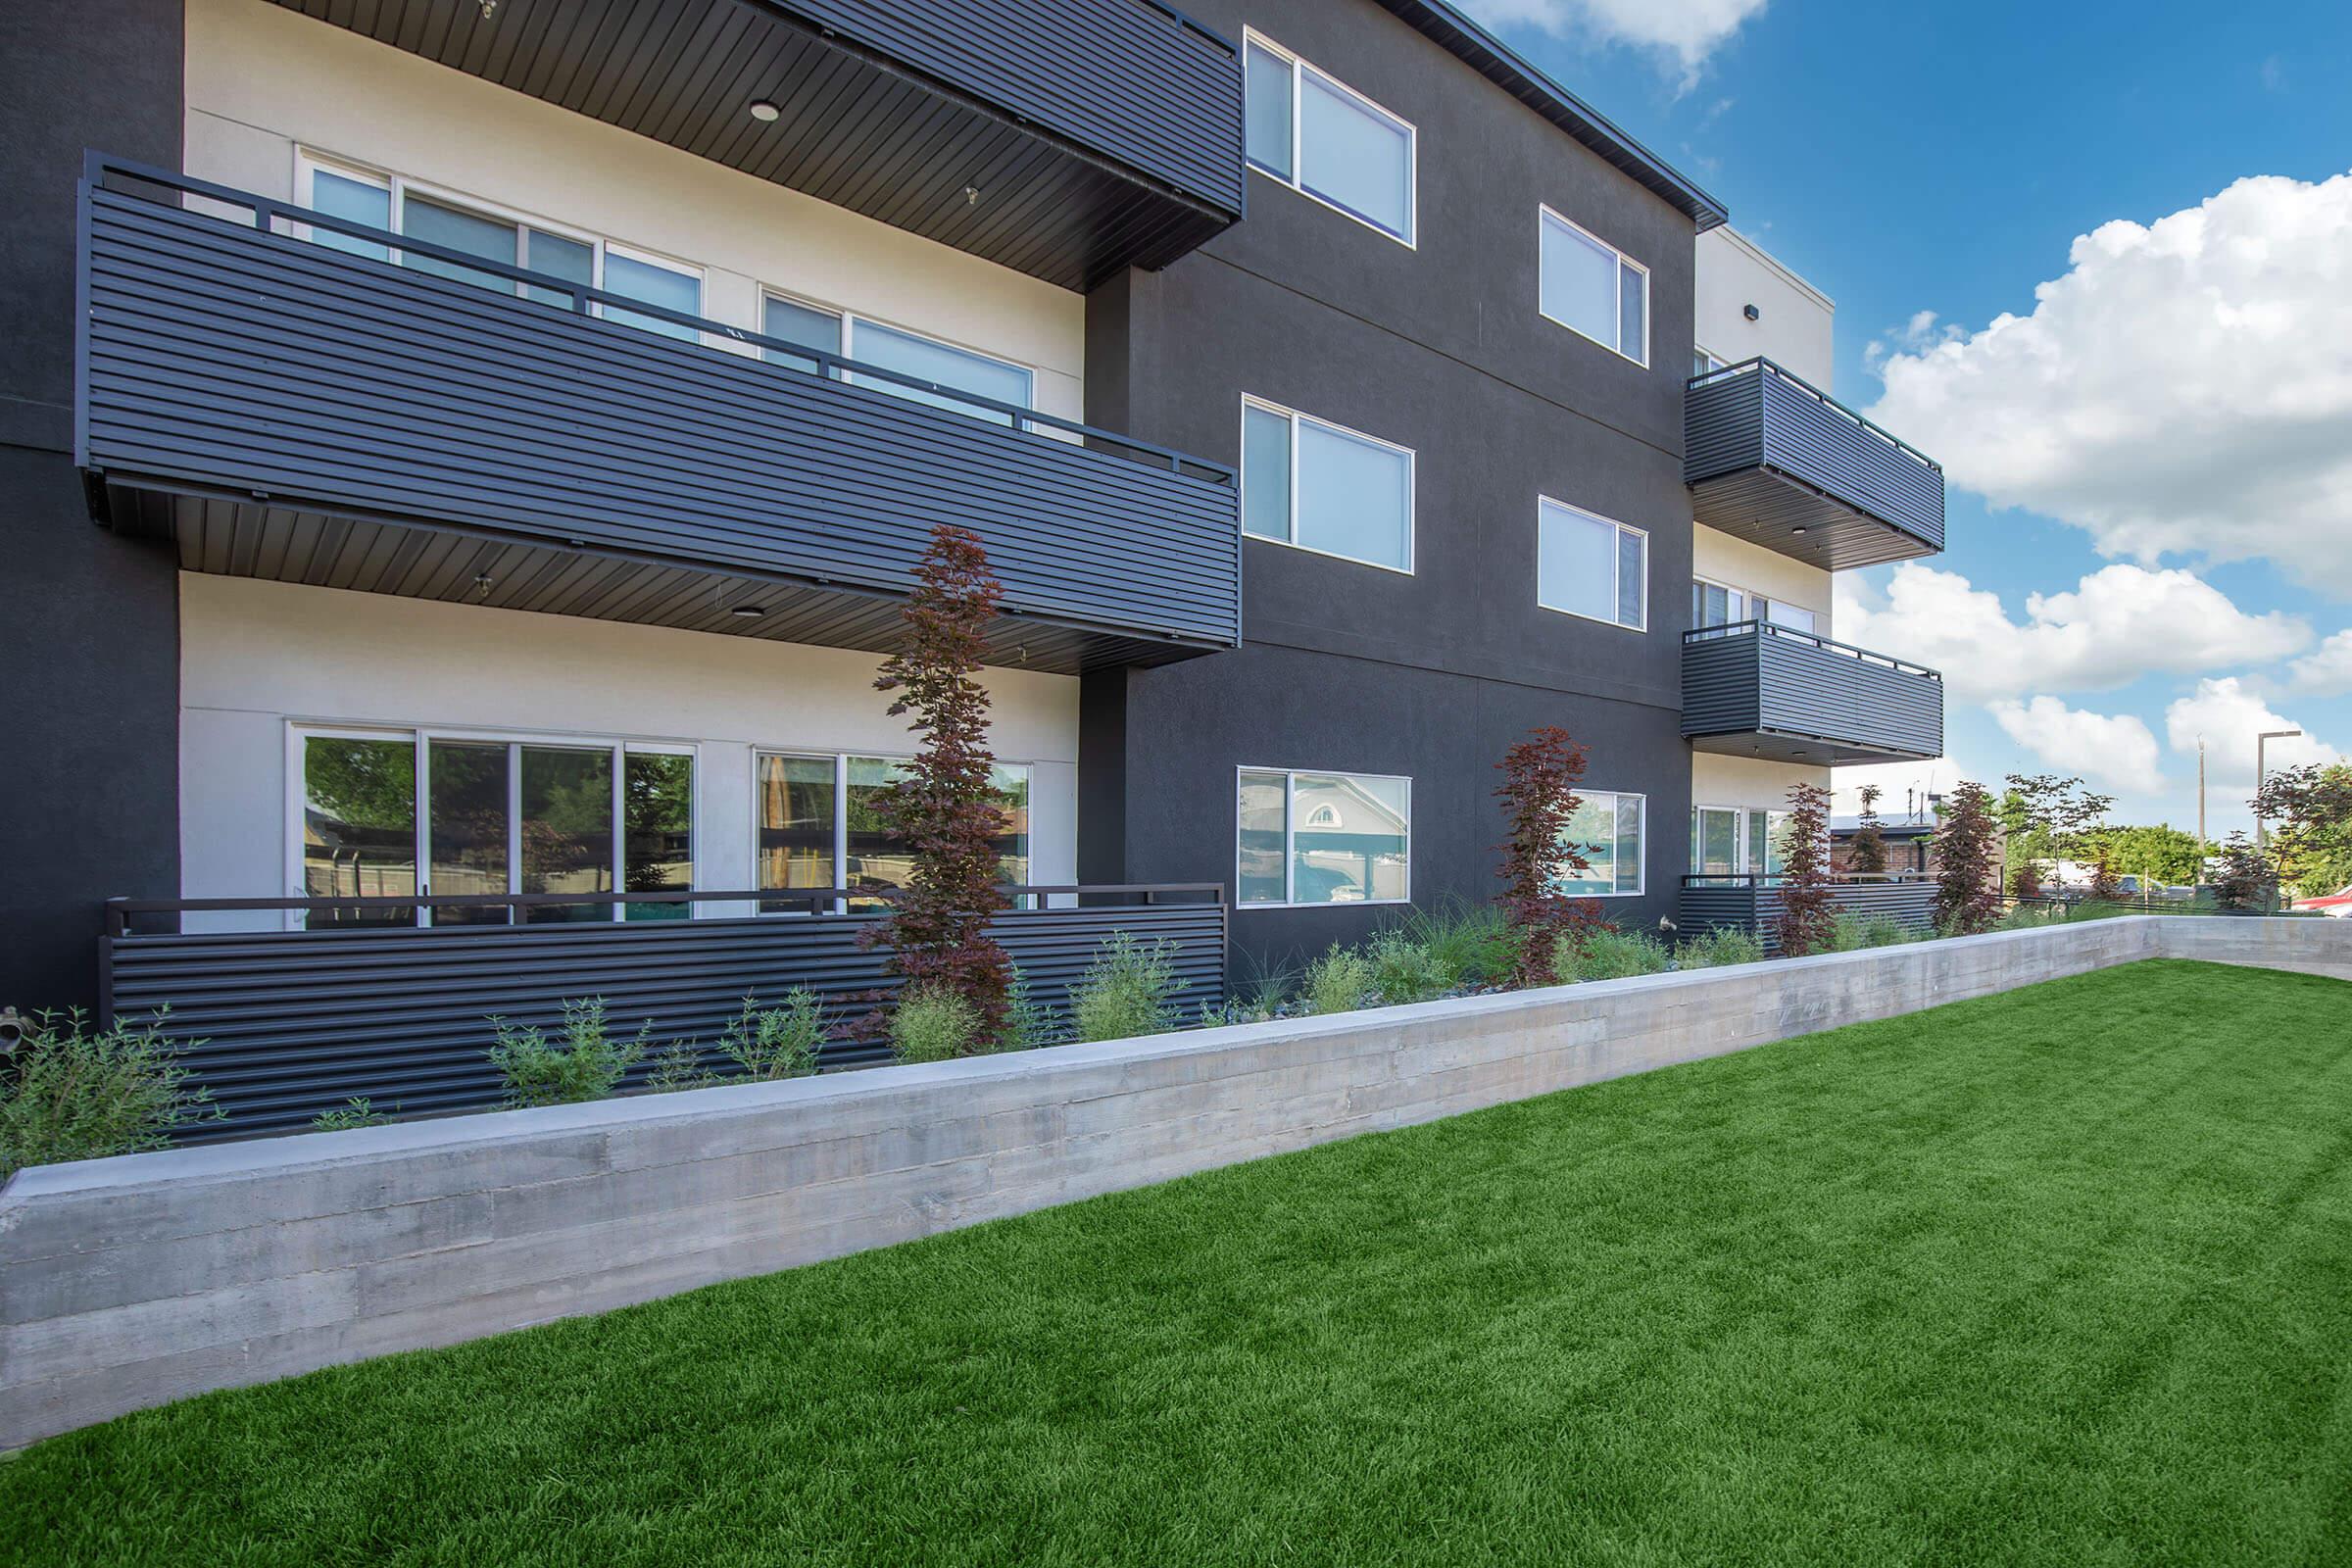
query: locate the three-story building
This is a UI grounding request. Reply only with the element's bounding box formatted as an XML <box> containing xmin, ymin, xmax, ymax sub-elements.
<box><xmin>1</xmin><ymin>0</ymin><xmax>1944</xmax><ymax>1126</ymax></box>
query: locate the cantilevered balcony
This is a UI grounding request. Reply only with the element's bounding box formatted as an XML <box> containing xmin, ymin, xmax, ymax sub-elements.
<box><xmin>1687</xmin><ymin>359</ymin><xmax>1945</xmax><ymax>570</ymax></box>
<box><xmin>75</xmin><ymin>159</ymin><xmax>1241</xmax><ymax>672</ymax></box>
<box><xmin>263</xmin><ymin>0</ymin><xmax>1246</xmax><ymax>291</ymax></box>
<box><xmin>1684</xmin><ymin>622</ymin><xmax>1943</xmax><ymax>765</ymax></box>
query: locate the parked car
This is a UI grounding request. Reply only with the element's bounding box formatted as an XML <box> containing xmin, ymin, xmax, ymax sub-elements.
<box><xmin>2296</xmin><ymin>884</ymin><xmax>2352</xmax><ymax>918</ymax></box>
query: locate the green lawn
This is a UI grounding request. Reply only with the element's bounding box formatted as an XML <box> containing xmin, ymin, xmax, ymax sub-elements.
<box><xmin>5</xmin><ymin>958</ymin><xmax>2351</xmax><ymax>1567</ymax></box>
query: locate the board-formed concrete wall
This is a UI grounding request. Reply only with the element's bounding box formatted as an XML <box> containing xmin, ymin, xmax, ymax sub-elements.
<box><xmin>5</xmin><ymin>916</ymin><xmax>2345</xmax><ymax>1448</ymax></box>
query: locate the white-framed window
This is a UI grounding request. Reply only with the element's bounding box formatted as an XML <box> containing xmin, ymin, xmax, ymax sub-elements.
<box><xmin>1242</xmin><ymin>29</ymin><xmax>1416</xmax><ymax>246</ymax></box>
<box><xmin>1240</xmin><ymin>396</ymin><xmax>1414</xmax><ymax>573</ymax></box>
<box><xmin>1538</xmin><ymin>499</ymin><xmax>1646</xmax><ymax>630</ymax></box>
<box><xmin>1540</xmin><ymin>207</ymin><xmax>1648</xmax><ymax>365</ymax></box>
<box><xmin>1691</xmin><ymin>805</ymin><xmax>1791</xmax><ymax>881</ymax></box>
<box><xmin>1690</xmin><ymin>578</ymin><xmax>1819</xmax><ymax>634</ymax></box>
<box><xmin>289</xmin><ymin>724</ymin><xmax>697</xmax><ymax>928</ymax></box>
<box><xmin>1560</xmin><ymin>790</ymin><xmax>1645</xmax><ymax>898</ymax></box>
<box><xmin>760</xmin><ymin>292</ymin><xmax>1035</xmax><ymax>426</ymax></box>
<box><xmin>756</xmin><ymin>751</ymin><xmax>1031</xmax><ymax>913</ymax></box>
<box><xmin>1237</xmin><ymin>767</ymin><xmax>1411</xmax><ymax>907</ymax></box>
<box><xmin>1693</xmin><ymin>346</ymin><xmax>1728</xmax><ymax>375</ymax></box>
<box><xmin>293</xmin><ymin>151</ymin><xmax>706</xmax><ymax>343</ymax></box>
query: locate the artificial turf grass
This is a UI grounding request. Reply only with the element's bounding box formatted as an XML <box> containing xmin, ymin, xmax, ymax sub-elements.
<box><xmin>3</xmin><ymin>958</ymin><xmax>2349</xmax><ymax>1567</ymax></box>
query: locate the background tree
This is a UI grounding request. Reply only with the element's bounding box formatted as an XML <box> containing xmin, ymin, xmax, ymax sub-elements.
<box><xmin>859</xmin><ymin>525</ymin><xmax>1014</xmax><ymax>1047</ymax></box>
<box><xmin>1845</xmin><ymin>783</ymin><xmax>1889</xmax><ymax>876</ymax></box>
<box><xmin>1932</xmin><ymin>780</ymin><xmax>2003</xmax><ymax>935</ymax></box>
<box><xmin>2003</xmin><ymin>773</ymin><xmax>2116</xmax><ymax>888</ymax></box>
<box><xmin>2251</xmin><ymin>761</ymin><xmax>2352</xmax><ymax>899</ymax></box>
<box><xmin>1772</xmin><ymin>783</ymin><xmax>1836</xmax><ymax>957</ymax></box>
<box><xmin>2083</xmin><ymin>824</ymin><xmax>2204</xmax><ymax>887</ymax></box>
<box><xmin>1493</xmin><ymin>727</ymin><xmax>1601</xmax><ymax>989</ymax></box>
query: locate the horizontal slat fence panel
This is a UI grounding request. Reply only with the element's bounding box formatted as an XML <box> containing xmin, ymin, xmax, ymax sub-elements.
<box><xmin>107</xmin><ymin>903</ymin><xmax>1226</xmax><ymax>1139</ymax></box>
<box><xmin>1680</xmin><ymin>878</ymin><xmax>1939</xmax><ymax>956</ymax></box>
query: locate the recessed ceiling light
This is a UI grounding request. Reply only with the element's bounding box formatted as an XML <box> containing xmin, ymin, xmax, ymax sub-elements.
<box><xmin>1791</xmin><ymin>525</ymin><xmax>1809</xmax><ymax>536</ymax></box>
<box><xmin>749</xmin><ymin>100</ymin><xmax>781</xmax><ymax>122</ymax></box>
<box><xmin>732</xmin><ymin>605</ymin><xmax>766</xmax><ymax>618</ymax></box>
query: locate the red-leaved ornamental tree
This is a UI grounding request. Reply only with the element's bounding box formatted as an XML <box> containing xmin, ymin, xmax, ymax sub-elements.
<box><xmin>858</xmin><ymin>524</ymin><xmax>1014</xmax><ymax>1047</ymax></box>
<box><xmin>1932</xmin><ymin>780</ymin><xmax>2003</xmax><ymax>936</ymax></box>
<box><xmin>1494</xmin><ymin>726</ymin><xmax>1602</xmax><ymax>989</ymax></box>
<box><xmin>1773</xmin><ymin>782</ymin><xmax>1836</xmax><ymax>957</ymax></box>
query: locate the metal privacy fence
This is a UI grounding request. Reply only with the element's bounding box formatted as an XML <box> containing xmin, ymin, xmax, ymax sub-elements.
<box><xmin>103</xmin><ymin>887</ymin><xmax>1225</xmax><ymax>1138</ymax></box>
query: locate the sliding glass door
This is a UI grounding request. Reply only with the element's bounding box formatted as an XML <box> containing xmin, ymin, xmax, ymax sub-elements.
<box><xmin>296</xmin><ymin>729</ymin><xmax>692</xmax><ymax>926</ymax></box>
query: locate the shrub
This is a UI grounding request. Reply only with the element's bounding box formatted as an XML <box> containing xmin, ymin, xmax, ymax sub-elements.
<box><xmin>1860</xmin><ymin>916</ymin><xmax>1916</xmax><ymax>948</ymax></box>
<box><xmin>1303</xmin><ymin>944</ymin><xmax>1376</xmax><ymax>1015</ymax></box>
<box><xmin>645</xmin><ymin>1037</ymin><xmax>724</xmax><ymax>1095</ymax></box>
<box><xmin>2212</xmin><ymin>833</ymin><xmax>2277</xmax><ymax>912</ymax></box>
<box><xmin>1493</xmin><ymin>727</ymin><xmax>1603</xmax><ymax>989</ymax></box>
<box><xmin>1825</xmin><ymin>910</ymin><xmax>1871</xmax><ymax>953</ymax></box>
<box><xmin>2010</xmin><ymin>865</ymin><xmax>2041</xmax><ymax>903</ymax></box>
<box><xmin>1070</xmin><ymin>932</ymin><xmax>1188</xmax><ymax>1044</ymax></box>
<box><xmin>1004</xmin><ymin>966</ymin><xmax>1060</xmax><ymax>1053</ymax></box>
<box><xmin>1366</xmin><ymin>929</ymin><xmax>1450</xmax><ymax>1005</ymax></box>
<box><xmin>487</xmin><ymin>999</ymin><xmax>647</xmax><ymax>1108</ymax></box>
<box><xmin>0</xmin><ymin>1008</ymin><xmax>219</xmax><ymax>1179</ymax></box>
<box><xmin>720</xmin><ymin>990</ymin><xmax>826</xmax><ymax>1080</ymax></box>
<box><xmin>1676</xmin><ymin>927</ymin><xmax>1764</xmax><ymax>968</ymax></box>
<box><xmin>1845</xmin><ymin>784</ymin><xmax>1889</xmax><ymax>875</ymax></box>
<box><xmin>858</xmin><ymin>523</ymin><xmax>1015</xmax><ymax>1041</ymax></box>
<box><xmin>889</xmin><ymin>986</ymin><xmax>980</xmax><ymax>1064</ymax></box>
<box><xmin>311</xmin><ymin>1098</ymin><xmax>394</xmax><ymax>1132</ymax></box>
<box><xmin>1557</xmin><ymin>926</ymin><xmax>1671</xmax><ymax>982</ymax></box>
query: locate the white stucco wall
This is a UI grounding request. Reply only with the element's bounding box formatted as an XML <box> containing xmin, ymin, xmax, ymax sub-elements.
<box><xmin>181</xmin><ymin>0</ymin><xmax>1084</xmax><ymax>421</ymax></box>
<box><xmin>178</xmin><ymin>577</ymin><xmax>1079</xmax><ymax>918</ymax></box>
<box><xmin>1694</xmin><ymin>225</ymin><xmax>1835</xmax><ymax>390</ymax></box>
<box><xmin>1690</xmin><ymin>753</ymin><xmax>1829</xmax><ymax>817</ymax></box>
<box><xmin>1690</xmin><ymin>523</ymin><xmax>1834</xmax><ymax>638</ymax></box>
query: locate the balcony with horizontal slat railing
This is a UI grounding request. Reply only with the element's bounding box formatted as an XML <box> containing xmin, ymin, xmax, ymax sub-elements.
<box><xmin>75</xmin><ymin>156</ymin><xmax>1242</xmax><ymax>674</ymax></box>
<box><xmin>1684</xmin><ymin>621</ymin><xmax>1944</xmax><ymax>765</ymax></box>
<box><xmin>1679</xmin><ymin>874</ymin><xmax>1938</xmax><ymax>956</ymax></box>
<box><xmin>1687</xmin><ymin>359</ymin><xmax>1945</xmax><ymax>570</ymax></box>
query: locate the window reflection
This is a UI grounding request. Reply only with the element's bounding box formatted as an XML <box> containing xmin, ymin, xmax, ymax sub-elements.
<box><xmin>519</xmin><ymin>745</ymin><xmax>612</xmax><ymax>923</ymax></box>
<box><xmin>623</xmin><ymin>753</ymin><xmax>694</xmax><ymax>920</ymax></box>
<box><xmin>302</xmin><ymin>736</ymin><xmax>416</xmax><ymax>925</ymax></box>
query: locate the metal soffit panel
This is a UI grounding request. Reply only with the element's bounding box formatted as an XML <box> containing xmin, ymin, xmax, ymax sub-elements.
<box><xmin>1689</xmin><ymin>469</ymin><xmax>1941</xmax><ymax>572</ymax></box>
<box><xmin>117</xmin><ymin>487</ymin><xmax>1210</xmax><ymax>674</ymax></box>
<box><xmin>263</xmin><ymin>0</ymin><xmax>1242</xmax><ymax>290</ymax></box>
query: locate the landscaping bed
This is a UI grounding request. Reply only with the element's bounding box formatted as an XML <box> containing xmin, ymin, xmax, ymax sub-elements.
<box><xmin>5</xmin><ymin>957</ymin><xmax>2347</xmax><ymax>1566</ymax></box>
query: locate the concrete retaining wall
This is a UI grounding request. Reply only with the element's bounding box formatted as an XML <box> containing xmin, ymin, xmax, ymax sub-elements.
<box><xmin>5</xmin><ymin>915</ymin><xmax>2345</xmax><ymax>1448</ymax></box>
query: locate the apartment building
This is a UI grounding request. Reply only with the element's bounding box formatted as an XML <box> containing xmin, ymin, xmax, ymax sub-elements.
<box><xmin>0</xmin><ymin>0</ymin><xmax>1944</xmax><ymax>1123</ymax></box>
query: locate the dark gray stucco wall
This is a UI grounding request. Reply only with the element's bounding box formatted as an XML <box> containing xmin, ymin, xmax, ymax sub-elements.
<box><xmin>0</xmin><ymin>0</ymin><xmax>184</xmax><ymax>1010</ymax></box>
<box><xmin>1084</xmin><ymin>0</ymin><xmax>1698</xmax><ymax>976</ymax></box>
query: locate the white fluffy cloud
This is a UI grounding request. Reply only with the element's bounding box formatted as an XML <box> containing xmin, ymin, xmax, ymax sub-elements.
<box><xmin>2162</xmin><ymin>677</ymin><xmax>2340</xmax><ymax>797</ymax></box>
<box><xmin>1988</xmin><ymin>698</ymin><xmax>2162</xmax><ymax>791</ymax></box>
<box><xmin>1456</xmin><ymin>0</ymin><xmax>1767</xmax><ymax>76</ymax></box>
<box><xmin>1834</xmin><ymin>562</ymin><xmax>2308</xmax><ymax>703</ymax></box>
<box><xmin>2286</xmin><ymin>629</ymin><xmax>2352</xmax><ymax>695</ymax></box>
<box><xmin>1865</xmin><ymin>172</ymin><xmax>2352</xmax><ymax>590</ymax></box>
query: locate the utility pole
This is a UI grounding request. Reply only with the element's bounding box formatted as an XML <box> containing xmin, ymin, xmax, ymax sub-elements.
<box><xmin>2196</xmin><ymin>737</ymin><xmax>2206</xmax><ymax>859</ymax></box>
<box><xmin>2256</xmin><ymin>729</ymin><xmax>2302</xmax><ymax>847</ymax></box>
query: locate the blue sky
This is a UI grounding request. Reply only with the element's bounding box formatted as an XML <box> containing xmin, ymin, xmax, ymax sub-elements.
<box><xmin>1458</xmin><ymin>0</ymin><xmax>2352</xmax><ymax>836</ymax></box>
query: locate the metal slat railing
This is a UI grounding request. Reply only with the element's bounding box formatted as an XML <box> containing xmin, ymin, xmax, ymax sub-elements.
<box><xmin>82</xmin><ymin>152</ymin><xmax>1235</xmax><ymax>487</ymax></box>
<box><xmin>1682</xmin><ymin>619</ymin><xmax>1942</xmax><ymax>682</ymax></box>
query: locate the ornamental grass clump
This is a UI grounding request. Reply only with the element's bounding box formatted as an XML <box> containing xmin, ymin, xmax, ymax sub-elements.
<box><xmin>889</xmin><ymin>987</ymin><xmax>980</xmax><ymax>1064</ymax></box>
<box><xmin>487</xmin><ymin>998</ymin><xmax>648</xmax><ymax>1108</ymax></box>
<box><xmin>1070</xmin><ymin>932</ymin><xmax>1187</xmax><ymax>1044</ymax></box>
<box><xmin>1366</xmin><ymin>929</ymin><xmax>1451</xmax><ymax>1005</ymax></box>
<box><xmin>1397</xmin><ymin>899</ymin><xmax>1514</xmax><ymax>988</ymax></box>
<box><xmin>0</xmin><ymin>1007</ymin><xmax>219</xmax><ymax>1180</ymax></box>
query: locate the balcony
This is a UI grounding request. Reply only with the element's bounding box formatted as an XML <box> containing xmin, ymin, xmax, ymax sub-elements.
<box><xmin>264</xmin><ymin>0</ymin><xmax>1245</xmax><ymax>291</ymax></box>
<box><xmin>1684</xmin><ymin>622</ymin><xmax>1943</xmax><ymax>765</ymax></box>
<box><xmin>76</xmin><ymin>159</ymin><xmax>1241</xmax><ymax>673</ymax></box>
<box><xmin>1687</xmin><ymin>359</ymin><xmax>1945</xmax><ymax>570</ymax></box>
